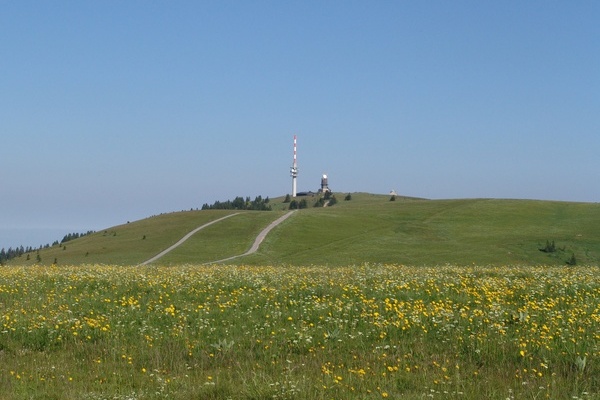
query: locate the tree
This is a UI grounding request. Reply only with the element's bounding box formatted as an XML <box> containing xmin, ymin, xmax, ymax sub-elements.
<box><xmin>61</xmin><ymin>231</ymin><xmax>95</xmax><ymax>244</ymax></box>
<box><xmin>232</xmin><ymin>196</ymin><xmax>245</xmax><ymax>209</ymax></box>
<box><xmin>289</xmin><ymin>199</ymin><xmax>308</xmax><ymax>209</ymax></box>
<box><xmin>344</xmin><ymin>193</ymin><xmax>352</xmax><ymax>201</ymax></box>
<box><xmin>283</xmin><ymin>194</ymin><xmax>291</xmax><ymax>203</ymax></box>
<box><xmin>202</xmin><ymin>195</ymin><xmax>272</xmax><ymax>211</ymax></box>
<box><xmin>540</xmin><ymin>240</ymin><xmax>556</xmax><ymax>253</ymax></box>
<box><xmin>390</xmin><ymin>195</ymin><xmax>396</xmax><ymax>201</ymax></box>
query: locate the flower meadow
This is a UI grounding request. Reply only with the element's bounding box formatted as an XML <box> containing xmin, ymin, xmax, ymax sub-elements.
<box><xmin>1</xmin><ymin>264</ymin><xmax>599</xmax><ymax>399</ymax></box>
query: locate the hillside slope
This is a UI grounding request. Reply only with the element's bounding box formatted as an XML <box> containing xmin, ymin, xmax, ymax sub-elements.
<box><xmin>8</xmin><ymin>193</ymin><xmax>600</xmax><ymax>266</ymax></box>
<box><xmin>8</xmin><ymin>210</ymin><xmax>285</xmax><ymax>266</ymax></box>
<box><xmin>247</xmin><ymin>195</ymin><xmax>600</xmax><ymax>266</ymax></box>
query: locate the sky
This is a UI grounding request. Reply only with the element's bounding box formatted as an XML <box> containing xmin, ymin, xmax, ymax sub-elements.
<box><xmin>1</xmin><ymin>1</ymin><xmax>599</xmax><ymax>249</ymax></box>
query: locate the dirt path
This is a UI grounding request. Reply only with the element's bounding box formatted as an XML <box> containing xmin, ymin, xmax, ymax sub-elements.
<box><xmin>203</xmin><ymin>210</ymin><xmax>295</xmax><ymax>264</ymax></box>
<box><xmin>139</xmin><ymin>213</ymin><xmax>240</xmax><ymax>265</ymax></box>
<box><xmin>139</xmin><ymin>210</ymin><xmax>295</xmax><ymax>266</ymax></box>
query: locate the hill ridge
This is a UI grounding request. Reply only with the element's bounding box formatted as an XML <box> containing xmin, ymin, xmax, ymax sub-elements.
<box><xmin>6</xmin><ymin>194</ymin><xmax>600</xmax><ymax>266</ymax></box>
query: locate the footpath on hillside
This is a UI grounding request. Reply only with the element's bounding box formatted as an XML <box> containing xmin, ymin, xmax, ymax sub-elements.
<box><xmin>204</xmin><ymin>210</ymin><xmax>295</xmax><ymax>264</ymax></box>
<box><xmin>139</xmin><ymin>211</ymin><xmax>295</xmax><ymax>266</ymax></box>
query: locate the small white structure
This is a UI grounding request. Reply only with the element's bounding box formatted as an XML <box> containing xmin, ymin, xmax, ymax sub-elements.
<box><xmin>320</xmin><ymin>174</ymin><xmax>331</xmax><ymax>193</ymax></box>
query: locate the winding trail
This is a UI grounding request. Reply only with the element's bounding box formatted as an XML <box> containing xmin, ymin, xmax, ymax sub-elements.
<box><xmin>139</xmin><ymin>210</ymin><xmax>295</xmax><ymax>266</ymax></box>
<box><xmin>204</xmin><ymin>210</ymin><xmax>295</xmax><ymax>264</ymax></box>
<box><xmin>139</xmin><ymin>213</ymin><xmax>240</xmax><ymax>266</ymax></box>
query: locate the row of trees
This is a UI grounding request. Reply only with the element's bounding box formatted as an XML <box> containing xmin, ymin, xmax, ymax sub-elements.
<box><xmin>286</xmin><ymin>192</ymin><xmax>350</xmax><ymax>210</ymax></box>
<box><xmin>61</xmin><ymin>231</ymin><xmax>95</xmax><ymax>244</ymax></box>
<box><xmin>201</xmin><ymin>195</ymin><xmax>272</xmax><ymax>211</ymax></box>
<box><xmin>1</xmin><ymin>246</ymin><xmax>29</xmax><ymax>264</ymax></box>
<box><xmin>0</xmin><ymin>245</ymin><xmax>47</xmax><ymax>264</ymax></box>
<box><xmin>0</xmin><ymin>230</ymin><xmax>96</xmax><ymax>265</ymax></box>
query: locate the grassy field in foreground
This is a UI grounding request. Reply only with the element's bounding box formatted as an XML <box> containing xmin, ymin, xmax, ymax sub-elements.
<box><xmin>1</xmin><ymin>264</ymin><xmax>598</xmax><ymax>399</ymax></box>
<box><xmin>6</xmin><ymin>193</ymin><xmax>600</xmax><ymax>266</ymax></box>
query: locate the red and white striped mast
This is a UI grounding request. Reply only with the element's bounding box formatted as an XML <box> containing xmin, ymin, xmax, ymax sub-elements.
<box><xmin>290</xmin><ymin>135</ymin><xmax>298</xmax><ymax>197</ymax></box>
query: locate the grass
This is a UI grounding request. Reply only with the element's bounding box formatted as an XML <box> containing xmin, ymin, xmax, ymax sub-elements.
<box><xmin>247</xmin><ymin>195</ymin><xmax>600</xmax><ymax>266</ymax></box>
<box><xmin>9</xmin><ymin>210</ymin><xmax>238</xmax><ymax>265</ymax></box>
<box><xmin>157</xmin><ymin>211</ymin><xmax>285</xmax><ymax>265</ymax></box>
<box><xmin>1</xmin><ymin>264</ymin><xmax>599</xmax><ymax>399</ymax></box>
<box><xmin>3</xmin><ymin>194</ymin><xmax>598</xmax><ymax>399</ymax></box>
<box><xmin>7</xmin><ymin>210</ymin><xmax>285</xmax><ymax>266</ymax></box>
<box><xmin>6</xmin><ymin>193</ymin><xmax>600</xmax><ymax>266</ymax></box>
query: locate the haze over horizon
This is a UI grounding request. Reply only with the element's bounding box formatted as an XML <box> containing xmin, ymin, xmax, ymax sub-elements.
<box><xmin>2</xmin><ymin>2</ymin><xmax>599</xmax><ymax>249</ymax></box>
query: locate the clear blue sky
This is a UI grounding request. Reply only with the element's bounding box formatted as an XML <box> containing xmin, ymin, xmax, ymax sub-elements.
<box><xmin>1</xmin><ymin>1</ymin><xmax>599</xmax><ymax>249</ymax></box>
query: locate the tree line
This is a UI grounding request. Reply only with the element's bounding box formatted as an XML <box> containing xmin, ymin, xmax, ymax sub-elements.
<box><xmin>285</xmin><ymin>191</ymin><xmax>345</xmax><ymax>210</ymax></box>
<box><xmin>0</xmin><ymin>245</ymin><xmax>49</xmax><ymax>264</ymax></box>
<box><xmin>61</xmin><ymin>231</ymin><xmax>95</xmax><ymax>244</ymax></box>
<box><xmin>0</xmin><ymin>246</ymin><xmax>29</xmax><ymax>264</ymax></box>
<box><xmin>201</xmin><ymin>195</ymin><xmax>272</xmax><ymax>211</ymax></box>
<box><xmin>0</xmin><ymin>230</ymin><xmax>95</xmax><ymax>265</ymax></box>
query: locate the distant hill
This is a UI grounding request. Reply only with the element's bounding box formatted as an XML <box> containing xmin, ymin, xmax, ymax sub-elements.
<box><xmin>6</xmin><ymin>193</ymin><xmax>600</xmax><ymax>266</ymax></box>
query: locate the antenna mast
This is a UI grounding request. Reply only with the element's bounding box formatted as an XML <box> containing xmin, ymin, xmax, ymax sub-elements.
<box><xmin>290</xmin><ymin>135</ymin><xmax>298</xmax><ymax>197</ymax></box>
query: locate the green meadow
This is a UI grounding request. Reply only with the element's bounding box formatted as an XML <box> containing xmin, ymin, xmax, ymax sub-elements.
<box><xmin>2</xmin><ymin>194</ymin><xmax>600</xmax><ymax>399</ymax></box>
<box><xmin>1</xmin><ymin>264</ymin><xmax>598</xmax><ymax>399</ymax></box>
<box><xmin>7</xmin><ymin>193</ymin><xmax>600</xmax><ymax>267</ymax></box>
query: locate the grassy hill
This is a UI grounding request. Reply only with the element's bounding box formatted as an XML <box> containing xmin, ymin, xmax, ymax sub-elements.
<box><xmin>7</xmin><ymin>193</ymin><xmax>600</xmax><ymax>266</ymax></box>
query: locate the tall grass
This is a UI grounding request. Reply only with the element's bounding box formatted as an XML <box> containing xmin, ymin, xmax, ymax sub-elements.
<box><xmin>1</xmin><ymin>264</ymin><xmax>599</xmax><ymax>399</ymax></box>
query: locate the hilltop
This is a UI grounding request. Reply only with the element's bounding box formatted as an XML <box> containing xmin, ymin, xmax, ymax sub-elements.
<box><xmin>6</xmin><ymin>193</ymin><xmax>600</xmax><ymax>266</ymax></box>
